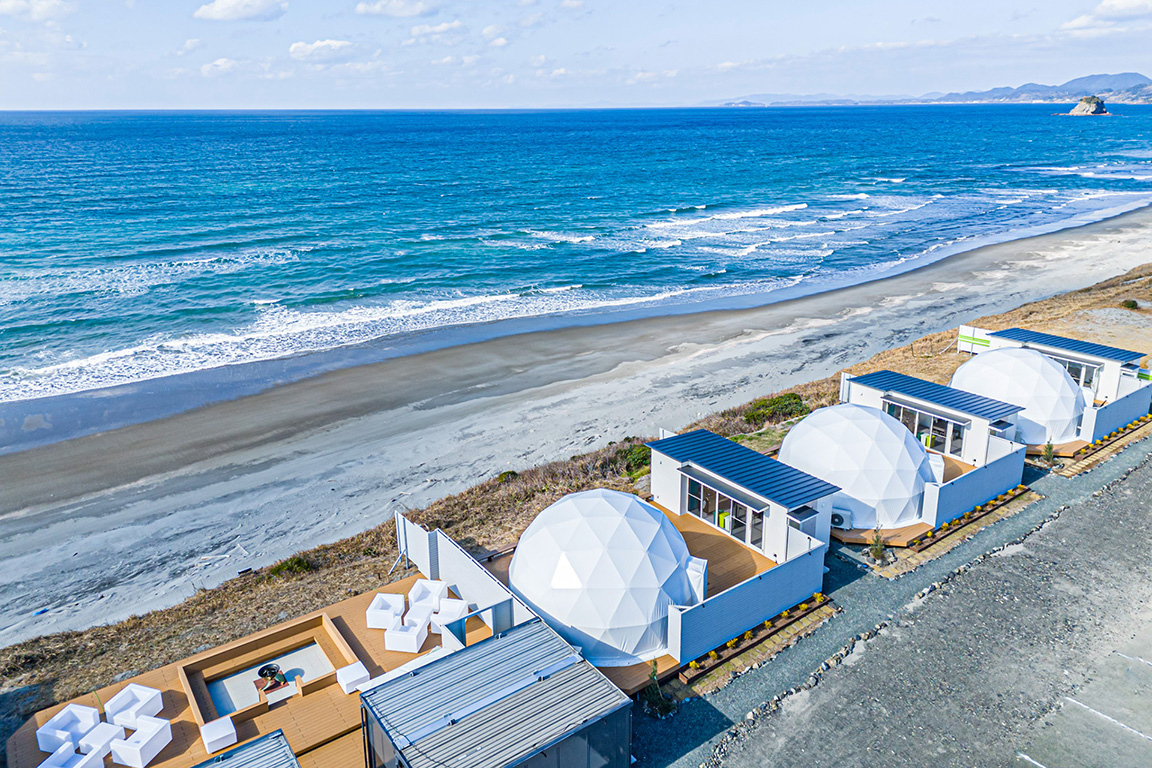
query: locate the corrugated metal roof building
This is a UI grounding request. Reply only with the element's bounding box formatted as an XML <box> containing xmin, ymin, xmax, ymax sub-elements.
<box><xmin>191</xmin><ymin>731</ymin><xmax>300</xmax><ymax>768</ymax></box>
<box><xmin>646</xmin><ymin>429</ymin><xmax>839</xmax><ymax>509</ymax></box>
<box><xmin>360</xmin><ymin>619</ymin><xmax>631</xmax><ymax>768</ymax></box>
<box><xmin>848</xmin><ymin>369</ymin><xmax>1023</xmax><ymax>422</ymax></box>
<box><xmin>989</xmin><ymin>328</ymin><xmax>1144</xmax><ymax>363</ymax></box>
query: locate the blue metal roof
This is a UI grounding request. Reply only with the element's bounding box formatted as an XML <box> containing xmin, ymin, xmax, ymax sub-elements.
<box><xmin>850</xmin><ymin>369</ymin><xmax>1023</xmax><ymax>422</ymax></box>
<box><xmin>989</xmin><ymin>327</ymin><xmax>1145</xmax><ymax>363</ymax></box>
<box><xmin>647</xmin><ymin>429</ymin><xmax>839</xmax><ymax>509</ymax></box>
<box><xmin>191</xmin><ymin>731</ymin><xmax>299</xmax><ymax>768</ymax></box>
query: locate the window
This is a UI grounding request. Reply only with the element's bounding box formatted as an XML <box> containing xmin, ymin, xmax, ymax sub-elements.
<box><xmin>702</xmin><ymin>486</ymin><xmax>717</xmax><ymax>527</ymax></box>
<box><xmin>949</xmin><ymin>422</ymin><xmax>964</xmax><ymax>456</ymax></box>
<box><xmin>750</xmin><ymin>509</ymin><xmax>764</xmax><ymax>549</ymax></box>
<box><xmin>929</xmin><ymin>417</ymin><xmax>948</xmax><ymax>452</ymax></box>
<box><xmin>687</xmin><ymin>479</ymin><xmax>701</xmax><ymax>516</ymax></box>
<box><xmin>717</xmin><ymin>495</ymin><xmax>732</xmax><ymax>532</ymax></box>
<box><xmin>900</xmin><ymin>406</ymin><xmax>917</xmax><ymax>435</ymax></box>
<box><xmin>885</xmin><ymin>401</ymin><xmax>899</xmax><ymax>418</ymax></box>
<box><xmin>731</xmin><ymin>503</ymin><xmax>747</xmax><ymax>542</ymax></box>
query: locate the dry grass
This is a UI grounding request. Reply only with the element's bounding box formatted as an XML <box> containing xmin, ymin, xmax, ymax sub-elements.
<box><xmin>4</xmin><ymin>262</ymin><xmax>1152</xmax><ymax>753</ymax></box>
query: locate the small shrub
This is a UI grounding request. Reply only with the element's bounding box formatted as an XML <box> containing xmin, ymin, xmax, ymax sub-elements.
<box><xmin>780</xmin><ymin>610</ymin><xmax>790</xmax><ymax>619</ymax></box>
<box><xmin>708</xmin><ymin>650</ymin><xmax>719</xmax><ymax>661</ymax></box>
<box><xmin>764</xmin><ymin>619</ymin><xmax>772</xmax><ymax>629</ymax></box>
<box><xmin>813</xmin><ymin>592</ymin><xmax>825</xmax><ymax>603</ymax></box>
<box><xmin>689</xmin><ymin>660</ymin><xmax>700</xmax><ymax>670</ymax></box>
<box><xmin>617</xmin><ymin>444</ymin><xmax>652</xmax><ymax>473</ymax></box>
<box><xmin>744</xmin><ymin>392</ymin><xmax>809</xmax><ymax>427</ymax></box>
<box><xmin>743</xmin><ymin>630</ymin><xmax>753</xmax><ymax>641</ymax></box>
<box><xmin>799</xmin><ymin>603</ymin><xmax>809</xmax><ymax>611</ymax></box>
<box><xmin>267</xmin><ymin>555</ymin><xmax>313</xmax><ymax>579</ymax></box>
<box><xmin>868</xmin><ymin>528</ymin><xmax>886</xmax><ymax>561</ymax></box>
<box><xmin>1121</xmin><ymin>299</ymin><xmax>1139</xmax><ymax>310</ymax></box>
<box><xmin>726</xmin><ymin>638</ymin><xmax>737</xmax><ymax>649</ymax></box>
<box><xmin>497</xmin><ymin>470</ymin><xmax>519</xmax><ymax>483</ymax></box>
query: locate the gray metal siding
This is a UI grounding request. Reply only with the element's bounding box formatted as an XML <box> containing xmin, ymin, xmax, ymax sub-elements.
<box><xmin>646</xmin><ymin>430</ymin><xmax>839</xmax><ymax>509</ymax></box>
<box><xmin>850</xmin><ymin>369</ymin><xmax>1023</xmax><ymax>421</ymax></box>
<box><xmin>361</xmin><ymin>621</ymin><xmax>630</xmax><ymax>768</ymax></box>
<box><xmin>990</xmin><ymin>327</ymin><xmax>1144</xmax><ymax>362</ymax></box>
<box><xmin>190</xmin><ymin>731</ymin><xmax>300</xmax><ymax>768</ymax></box>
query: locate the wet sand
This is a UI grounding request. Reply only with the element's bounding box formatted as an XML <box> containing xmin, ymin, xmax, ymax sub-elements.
<box><xmin>3</xmin><ymin>206</ymin><xmax>1152</xmax><ymax>647</ymax></box>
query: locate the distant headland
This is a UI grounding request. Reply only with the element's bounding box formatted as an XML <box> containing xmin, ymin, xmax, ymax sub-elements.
<box><xmin>712</xmin><ymin>72</ymin><xmax>1152</xmax><ymax>107</ymax></box>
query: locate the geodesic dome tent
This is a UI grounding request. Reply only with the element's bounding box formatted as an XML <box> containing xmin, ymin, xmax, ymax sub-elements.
<box><xmin>778</xmin><ymin>403</ymin><xmax>936</xmax><ymax>531</ymax></box>
<box><xmin>950</xmin><ymin>347</ymin><xmax>1084</xmax><ymax>445</ymax></box>
<box><xmin>508</xmin><ymin>488</ymin><xmax>700</xmax><ymax>667</ymax></box>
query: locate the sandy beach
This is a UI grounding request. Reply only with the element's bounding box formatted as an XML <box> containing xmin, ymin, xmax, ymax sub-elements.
<box><xmin>4</xmin><ymin>206</ymin><xmax>1152</xmax><ymax>648</ymax></box>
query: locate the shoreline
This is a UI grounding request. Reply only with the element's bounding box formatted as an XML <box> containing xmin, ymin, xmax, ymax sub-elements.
<box><xmin>4</xmin><ymin>205</ymin><xmax>1152</xmax><ymax>646</ymax></box>
<box><xmin>6</xmin><ymin>197</ymin><xmax>1152</xmax><ymax>457</ymax></box>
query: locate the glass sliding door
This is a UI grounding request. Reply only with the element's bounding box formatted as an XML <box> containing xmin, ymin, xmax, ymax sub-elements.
<box><xmin>686</xmin><ymin>479</ymin><xmax>702</xmax><ymax>517</ymax></box>
<box><xmin>749</xmin><ymin>509</ymin><xmax>764</xmax><ymax>549</ymax></box>
<box><xmin>701</xmin><ymin>486</ymin><xmax>718</xmax><ymax>527</ymax></box>
<box><xmin>731</xmin><ymin>503</ymin><xmax>747</xmax><ymax>542</ymax></box>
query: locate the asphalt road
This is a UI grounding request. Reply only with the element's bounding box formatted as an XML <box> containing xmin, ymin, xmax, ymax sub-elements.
<box><xmin>633</xmin><ymin>437</ymin><xmax>1152</xmax><ymax>768</ymax></box>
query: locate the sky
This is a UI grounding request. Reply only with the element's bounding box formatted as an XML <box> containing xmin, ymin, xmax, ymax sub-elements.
<box><xmin>1</xmin><ymin>0</ymin><xmax>1151</xmax><ymax>109</ymax></box>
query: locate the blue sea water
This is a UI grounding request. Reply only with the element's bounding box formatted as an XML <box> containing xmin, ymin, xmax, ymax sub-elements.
<box><xmin>3</xmin><ymin>105</ymin><xmax>1152</xmax><ymax>405</ymax></box>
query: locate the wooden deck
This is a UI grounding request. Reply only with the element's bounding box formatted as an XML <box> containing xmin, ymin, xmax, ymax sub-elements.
<box><xmin>7</xmin><ymin>573</ymin><xmax>491</xmax><ymax>768</ymax></box>
<box><xmin>1027</xmin><ymin>439</ymin><xmax>1090</xmax><ymax>458</ymax></box>
<box><xmin>599</xmin><ymin>654</ymin><xmax>681</xmax><ymax>696</ymax></box>
<box><xmin>652</xmin><ymin>503</ymin><xmax>777</xmax><ymax>596</ymax></box>
<box><xmin>831</xmin><ymin>522</ymin><xmax>933</xmax><ymax>548</ymax></box>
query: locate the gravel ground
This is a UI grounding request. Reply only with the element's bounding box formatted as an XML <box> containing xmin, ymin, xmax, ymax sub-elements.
<box><xmin>632</xmin><ymin>436</ymin><xmax>1152</xmax><ymax>767</ymax></box>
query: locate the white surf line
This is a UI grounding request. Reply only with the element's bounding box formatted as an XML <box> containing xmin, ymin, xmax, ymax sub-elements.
<box><xmin>1116</xmin><ymin>651</ymin><xmax>1152</xmax><ymax>669</ymax></box>
<box><xmin>1015</xmin><ymin>753</ymin><xmax>1050</xmax><ymax>768</ymax></box>
<box><xmin>1064</xmin><ymin>696</ymin><xmax>1152</xmax><ymax>742</ymax></box>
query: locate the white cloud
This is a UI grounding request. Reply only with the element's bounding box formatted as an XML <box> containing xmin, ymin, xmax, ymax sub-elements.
<box><xmin>289</xmin><ymin>39</ymin><xmax>353</xmax><ymax>61</ymax></box>
<box><xmin>519</xmin><ymin>12</ymin><xmax>543</xmax><ymax>27</ymax></box>
<box><xmin>481</xmin><ymin>24</ymin><xmax>502</xmax><ymax>38</ymax></box>
<box><xmin>200</xmin><ymin>57</ymin><xmax>238</xmax><ymax>76</ymax></box>
<box><xmin>0</xmin><ymin>0</ymin><xmax>70</xmax><ymax>21</ymax></box>
<box><xmin>550</xmin><ymin>67</ymin><xmax>566</xmax><ymax>77</ymax></box>
<box><xmin>489</xmin><ymin>36</ymin><xmax>507</xmax><ymax>47</ymax></box>
<box><xmin>411</xmin><ymin>19</ymin><xmax>461</xmax><ymax>36</ymax></box>
<box><xmin>193</xmin><ymin>0</ymin><xmax>287</xmax><ymax>22</ymax></box>
<box><xmin>355</xmin><ymin>0</ymin><xmax>435</xmax><ymax>17</ymax></box>
<box><xmin>1060</xmin><ymin>0</ymin><xmax>1152</xmax><ymax>33</ymax></box>
<box><xmin>529</xmin><ymin>54</ymin><xmax>547</xmax><ymax>66</ymax></box>
<box><xmin>176</xmin><ymin>38</ymin><xmax>203</xmax><ymax>56</ymax></box>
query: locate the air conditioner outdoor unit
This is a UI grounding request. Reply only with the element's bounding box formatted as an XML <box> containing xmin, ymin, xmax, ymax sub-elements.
<box><xmin>830</xmin><ymin>511</ymin><xmax>850</xmax><ymax>530</ymax></box>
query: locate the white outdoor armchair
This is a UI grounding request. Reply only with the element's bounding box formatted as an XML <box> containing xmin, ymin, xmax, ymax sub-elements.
<box><xmin>109</xmin><ymin>715</ymin><xmax>171</xmax><ymax>768</ymax></box>
<box><xmin>365</xmin><ymin>593</ymin><xmax>405</xmax><ymax>630</ymax></box>
<box><xmin>385</xmin><ymin>607</ymin><xmax>430</xmax><ymax>654</ymax></box>
<box><xmin>104</xmin><ymin>684</ymin><xmax>163</xmax><ymax>730</ymax></box>
<box><xmin>36</xmin><ymin>743</ymin><xmax>104</xmax><ymax>768</ymax></box>
<box><xmin>407</xmin><ymin>579</ymin><xmax>449</xmax><ymax>613</ymax></box>
<box><xmin>430</xmin><ymin>598</ymin><xmax>469</xmax><ymax>634</ymax></box>
<box><xmin>36</xmin><ymin>704</ymin><xmax>100</xmax><ymax>753</ymax></box>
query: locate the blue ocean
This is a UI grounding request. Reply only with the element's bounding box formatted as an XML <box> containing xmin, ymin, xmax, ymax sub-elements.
<box><xmin>3</xmin><ymin>106</ymin><xmax>1152</xmax><ymax>405</ymax></box>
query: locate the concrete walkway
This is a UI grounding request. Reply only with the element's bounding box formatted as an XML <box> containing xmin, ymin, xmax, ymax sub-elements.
<box><xmin>632</xmin><ymin>435</ymin><xmax>1152</xmax><ymax>767</ymax></box>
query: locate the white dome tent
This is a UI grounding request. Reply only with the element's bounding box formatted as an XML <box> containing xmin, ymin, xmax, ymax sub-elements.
<box><xmin>508</xmin><ymin>489</ymin><xmax>703</xmax><ymax>667</ymax></box>
<box><xmin>778</xmin><ymin>403</ymin><xmax>936</xmax><ymax>530</ymax></box>
<box><xmin>950</xmin><ymin>347</ymin><xmax>1085</xmax><ymax>445</ymax></box>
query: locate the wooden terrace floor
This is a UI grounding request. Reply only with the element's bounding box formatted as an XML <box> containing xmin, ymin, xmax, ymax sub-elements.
<box><xmin>7</xmin><ymin>573</ymin><xmax>491</xmax><ymax>768</ymax></box>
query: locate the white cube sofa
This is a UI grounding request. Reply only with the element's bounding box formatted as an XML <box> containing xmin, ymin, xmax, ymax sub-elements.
<box><xmin>36</xmin><ymin>704</ymin><xmax>100</xmax><ymax>753</ymax></box>
<box><xmin>430</xmin><ymin>598</ymin><xmax>470</xmax><ymax>635</ymax></box>
<box><xmin>336</xmin><ymin>661</ymin><xmax>370</xmax><ymax>694</ymax></box>
<box><xmin>199</xmin><ymin>716</ymin><xmax>237</xmax><ymax>755</ymax></box>
<box><xmin>36</xmin><ymin>743</ymin><xmax>105</xmax><ymax>768</ymax></box>
<box><xmin>365</xmin><ymin>593</ymin><xmax>405</xmax><ymax>630</ymax></box>
<box><xmin>104</xmin><ymin>684</ymin><xmax>163</xmax><ymax>730</ymax></box>
<box><xmin>407</xmin><ymin>579</ymin><xmax>449</xmax><ymax>613</ymax></box>
<box><xmin>110</xmin><ymin>715</ymin><xmax>171</xmax><ymax>768</ymax></box>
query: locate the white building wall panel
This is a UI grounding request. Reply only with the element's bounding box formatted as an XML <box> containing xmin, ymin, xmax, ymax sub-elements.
<box><xmin>1082</xmin><ymin>383</ymin><xmax>1152</xmax><ymax>442</ymax></box>
<box><xmin>921</xmin><ymin>439</ymin><xmax>1025</xmax><ymax>528</ymax></box>
<box><xmin>666</xmin><ymin>542</ymin><xmax>826</xmax><ymax>663</ymax></box>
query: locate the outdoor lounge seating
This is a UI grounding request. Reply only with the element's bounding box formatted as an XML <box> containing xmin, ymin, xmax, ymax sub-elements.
<box><xmin>336</xmin><ymin>661</ymin><xmax>370</xmax><ymax>694</ymax></box>
<box><xmin>198</xmin><ymin>716</ymin><xmax>236</xmax><ymax>755</ymax></box>
<box><xmin>407</xmin><ymin>579</ymin><xmax>449</xmax><ymax>613</ymax></box>
<box><xmin>78</xmin><ymin>722</ymin><xmax>125</xmax><ymax>761</ymax></box>
<box><xmin>365</xmin><ymin>593</ymin><xmax>405</xmax><ymax>630</ymax></box>
<box><xmin>104</xmin><ymin>684</ymin><xmax>163</xmax><ymax>730</ymax></box>
<box><xmin>430</xmin><ymin>598</ymin><xmax>469</xmax><ymax>634</ymax></box>
<box><xmin>384</xmin><ymin>607</ymin><xmax>430</xmax><ymax>654</ymax></box>
<box><xmin>36</xmin><ymin>744</ymin><xmax>104</xmax><ymax>768</ymax></box>
<box><xmin>109</xmin><ymin>715</ymin><xmax>171</xmax><ymax>768</ymax></box>
<box><xmin>36</xmin><ymin>704</ymin><xmax>100</xmax><ymax>753</ymax></box>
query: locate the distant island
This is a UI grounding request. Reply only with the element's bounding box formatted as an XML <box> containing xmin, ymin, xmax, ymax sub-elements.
<box><xmin>1068</xmin><ymin>95</ymin><xmax>1108</xmax><ymax>116</ymax></box>
<box><xmin>712</xmin><ymin>72</ymin><xmax>1152</xmax><ymax>107</ymax></box>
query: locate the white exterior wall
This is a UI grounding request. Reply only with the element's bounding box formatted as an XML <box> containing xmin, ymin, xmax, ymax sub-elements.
<box><xmin>1080</xmin><ymin>382</ymin><xmax>1152</xmax><ymax>442</ymax></box>
<box><xmin>920</xmin><ymin>437</ymin><xmax>1025</xmax><ymax>528</ymax></box>
<box><xmin>666</xmin><ymin>536</ymin><xmax>826</xmax><ymax>663</ymax></box>
<box><xmin>843</xmin><ymin>375</ymin><xmax>994</xmax><ymax>467</ymax></box>
<box><xmin>650</xmin><ymin>451</ymin><xmax>683</xmax><ymax>512</ymax></box>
